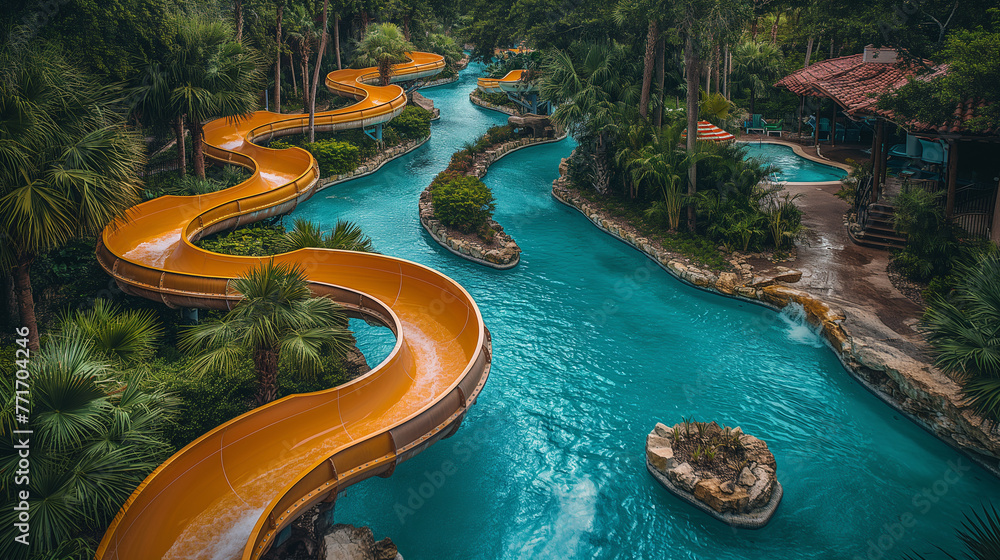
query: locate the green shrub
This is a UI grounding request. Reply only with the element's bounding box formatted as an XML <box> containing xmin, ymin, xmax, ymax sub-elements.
<box><xmin>302</xmin><ymin>139</ymin><xmax>361</xmax><ymax>176</ymax></box>
<box><xmin>892</xmin><ymin>187</ymin><xmax>959</xmax><ymax>281</ymax></box>
<box><xmin>431</xmin><ymin>175</ymin><xmax>496</xmax><ymax>233</ymax></box>
<box><xmin>269</xmin><ymin>139</ymin><xmax>295</xmax><ymax>150</ymax></box>
<box><xmin>151</xmin><ymin>356</ymin><xmax>256</xmax><ymax>448</ymax></box>
<box><xmin>388</xmin><ymin>105</ymin><xmax>431</xmax><ymax>140</ymax></box>
<box><xmin>195</xmin><ymin>223</ymin><xmax>286</xmax><ymax>256</ymax></box>
<box><xmin>485</xmin><ymin>124</ymin><xmax>516</xmax><ymax>144</ymax></box>
<box><xmin>924</xmin><ymin>253</ymin><xmax>1000</xmax><ymax>422</ymax></box>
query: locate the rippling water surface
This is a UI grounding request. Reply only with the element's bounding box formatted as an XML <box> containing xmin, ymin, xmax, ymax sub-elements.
<box><xmin>292</xmin><ymin>64</ymin><xmax>999</xmax><ymax>559</ymax></box>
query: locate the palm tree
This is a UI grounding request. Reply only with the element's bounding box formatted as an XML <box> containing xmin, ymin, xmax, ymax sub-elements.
<box><xmin>0</xmin><ymin>333</ymin><xmax>178</xmax><ymax>560</ymax></box>
<box><xmin>286</xmin><ymin>4</ymin><xmax>318</xmax><ymax>109</ymax></box>
<box><xmin>58</xmin><ymin>300</ymin><xmax>163</xmax><ymax>364</ymax></box>
<box><xmin>903</xmin><ymin>503</ymin><xmax>1000</xmax><ymax>559</ymax></box>
<box><xmin>308</xmin><ymin>0</ymin><xmax>330</xmax><ymax>143</ymax></box>
<box><xmin>633</xmin><ymin>122</ymin><xmax>718</xmax><ymax>231</ymax></box>
<box><xmin>0</xmin><ymin>44</ymin><xmax>145</xmax><ymax>351</ymax></box>
<box><xmin>129</xmin><ymin>62</ymin><xmax>187</xmax><ymax>175</ymax></box>
<box><xmin>178</xmin><ymin>261</ymin><xmax>353</xmax><ymax>406</ymax></box>
<box><xmin>539</xmin><ymin>42</ymin><xmax>639</xmax><ymax>195</ymax></box>
<box><xmin>924</xmin><ymin>253</ymin><xmax>1000</xmax><ymax>422</ymax></box>
<box><xmin>273</xmin><ymin>0</ymin><xmax>287</xmax><ymax>114</ymax></box>
<box><xmin>278</xmin><ymin>218</ymin><xmax>375</xmax><ymax>252</ymax></box>
<box><xmin>168</xmin><ymin>16</ymin><xmax>264</xmax><ymax>179</ymax></box>
<box><xmin>356</xmin><ymin>23</ymin><xmax>416</xmax><ymax>87</ymax></box>
<box><xmin>731</xmin><ymin>40</ymin><xmax>783</xmax><ymax>116</ymax></box>
<box><xmin>613</xmin><ymin>0</ymin><xmax>664</xmax><ymax>119</ymax></box>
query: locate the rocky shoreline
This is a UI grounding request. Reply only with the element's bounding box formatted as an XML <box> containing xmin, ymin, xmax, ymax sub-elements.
<box><xmin>646</xmin><ymin>422</ymin><xmax>782</xmax><ymax>528</ymax></box>
<box><xmin>420</xmin><ymin>133</ymin><xmax>566</xmax><ymax>269</ymax></box>
<box><xmin>316</xmin><ymin>135</ymin><xmax>429</xmax><ymax>191</ymax></box>
<box><xmin>469</xmin><ymin>89</ymin><xmax>519</xmax><ymax>115</ymax></box>
<box><xmin>551</xmin><ymin>168</ymin><xmax>1000</xmax><ymax>476</ymax></box>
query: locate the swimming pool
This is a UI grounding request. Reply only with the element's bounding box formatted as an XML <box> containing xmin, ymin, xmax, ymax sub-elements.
<box><xmin>297</xmin><ymin>64</ymin><xmax>997</xmax><ymax>559</ymax></box>
<box><xmin>742</xmin><ymin>142</ymin><xmax>848</xmax><ymax>183</ymax></box>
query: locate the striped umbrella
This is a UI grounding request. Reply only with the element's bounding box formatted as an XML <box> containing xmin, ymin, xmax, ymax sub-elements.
<box><xmin>681</xmin><ymin>120</ymin><xmax>735</xmax><ymax>142</ymax></box>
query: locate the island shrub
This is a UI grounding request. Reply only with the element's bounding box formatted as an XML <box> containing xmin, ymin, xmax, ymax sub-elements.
<box><xmin>431</xmin><ymin>175</ymin><xmax>496</xmax><ymax>234</ymax></box>
<box><xmin>301</xmin><ymin>139</ymin><xmax>361</xmax><ymax>176</ymax></box>
<box><xmin>388</xmin><ymin>105</ymin><xmax>432</xmax><ymax>140</ymax></box>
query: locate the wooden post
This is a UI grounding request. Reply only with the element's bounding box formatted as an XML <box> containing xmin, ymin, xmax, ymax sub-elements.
<box><xmin>871</xmin><ymin>118</ymin><xmax>885</xmax><ymax>203</ymax></box>
<box><xmin>830</xmin><ymin>103</ymin><xmax>838</xmax><ymax>147</ymax></box>
<box><xmin>797</xmin><ymin>96</ymin><xmax>804</xmax><ymax>138</ymax></box>
<box><xmin>814</xmin><ymin>97</ymin><xmax>821</xmax><ymax>147</ymax></box>
<box><xmin>879</xmin><ymin>122</ymin><xmax>890</xmax><ymax>198</ymax></box>
<box><xmin>945</xmin><ymin>140</ymin><xmax>959</xmax><ymax>217</ymax></box>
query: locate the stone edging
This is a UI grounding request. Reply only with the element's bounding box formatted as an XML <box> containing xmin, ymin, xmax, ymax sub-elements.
<box><xmin>418</xmin><ymin>56</ymin><xmax>471</xmax><ymax>90</ymax></box>
<box><xmin>316</xmin><ymin>136</ymin><xmax>429</xmax><ymax>192</ymax></box>
<box><xmin>419</xmin><ymin>134</ymin><xmax>568</xmax><ymax>268</ymax></box>
<box><xmin>551</xmin><ymin>177</ymin><xmax>1000</xmax><ymax>476</ymax></box>
<box><xmin>469</xmin><ymin>90</ymin><xmax>519</xmax><ymax>116</ymax></box>
<box><xmin>647</xmin><ymin>461</ymin><xmax>784</xmax><ymax>529</ymax></box>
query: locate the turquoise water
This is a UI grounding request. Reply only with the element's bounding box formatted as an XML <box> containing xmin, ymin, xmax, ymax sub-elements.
<box><xmin>742</xmin><ymin>142</ymin><xmax>848</xmax><ymax>183</ymax></box>
<box><xmin>292</xmin><ymin>64</ymin><xmax>998</xmax><ymax>559</ymax></box>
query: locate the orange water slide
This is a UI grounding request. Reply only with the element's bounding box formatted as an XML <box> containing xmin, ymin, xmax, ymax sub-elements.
<box><xmin>94</xmin><ymin>52</ymin><xmax>492</xmax><ymax>560</ymax></box>
<box><xmin>476</xmin><ymin>69</ymin><xmax>535</xmax><ymax>94</ymax></box>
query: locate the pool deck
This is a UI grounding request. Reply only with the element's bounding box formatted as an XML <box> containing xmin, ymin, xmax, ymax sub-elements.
<box><xmin>740</xmin><ymin>136</ymin><xmax>1000</xmax><ymax>472</ymax></box>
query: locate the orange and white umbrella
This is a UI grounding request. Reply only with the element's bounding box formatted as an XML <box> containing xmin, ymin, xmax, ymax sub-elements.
<box><xmin>681</xmin><ymin>120</ymin><xmax>735</xmax><ymax>143</ymax></box>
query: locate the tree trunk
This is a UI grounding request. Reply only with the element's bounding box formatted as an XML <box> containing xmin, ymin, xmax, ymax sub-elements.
<box><xmin>191</xmin><ymin>121</ymin><xmax>206</xmax><ymax>179</ymax></box>
<box><xmin>334</xmin><ymin>14</ymin><xmax>342</xmax><ymax>70</ymax></box>
<box><xmin>403</xmin><ymin>15</ymin><xmax>411</xmax><ymax>40</ymax></box>
<box><xmin>289</xmin><ymin>52</ymin><xmax>297</xmax><ymax>95</ymax></box>
<box><xmin>654</xmin><ymin>38</ymin><xmax>665</xmax><ymax>129</ymax></box>
<box><xmin>804</xmin><ymin>36</ymin><xmax>814</xmax><ymax>68</ymax></box>
<box><xmin>234</xmin><ymin>0</ymin><xmax>243</xmax><ymax>41</ymax></box>
<box><xmin>5</xmin><ymin>274</ymin><xmax>19</xmax><ymax>326</ymax></box>
<box><xmin>639</xmin><ymin>19</ymin><xmax>658</xmax><ymax>119</ymax></box>
<box><xmin>308</xmin><ymin>0</ymin><xmax>330</xmax><ymax>143</ymax></box>
<box><xmin>253</xmin><ymin>347</ymin><xmax>280</xmax><ymax>405</ymax></box>
<box><xmin>13</xmin><ymin>255</ymin><xmax>39</xmax><ymax>351</ymax></box>
<box><xmin>174</xmin><ymin>116</ymin><xmax>186</xmax><ymax>177</ymax></box>
<box><xmin>274</xmin><ymin>3</ymin><xmax>283</xmax><ymax>114</ymax></box>
<box><xmin>829</xmin><ymin>36</ymin><xmax>834</xmax><ymax>57</ymax></box>
<box><xmin>684</xmin><ymin>34</ymin><xmax>699</xmax><ymax>233</ymax></box>
<box><xmin>749</xmin><ymin>89</ymin><xmax>756</xmax><ymax>116</ymax></box>
<box><xmin>301</xmin><ymin>52</ymin><xmax>310</xmax><ymax>109</ymax></box>
<box><xmin>771</xmin><ymin>13</ymin><xmax>780</xmax><ymax>43</ymax></box>
<box><xmin>724</xmin><ymin>48</ymin><xmax>731</xmax><ymax>99</ymax></box>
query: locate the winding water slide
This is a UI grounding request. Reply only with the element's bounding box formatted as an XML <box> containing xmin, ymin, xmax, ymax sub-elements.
<box><xmin>94</xmin><ymin>52</ymin><xmax>492</xmax><ymax>560</ymax></box>
<box><xmin>476</xmin><ymin>69</ymin><xmax>535</xmax><ymax>94</ymax></box>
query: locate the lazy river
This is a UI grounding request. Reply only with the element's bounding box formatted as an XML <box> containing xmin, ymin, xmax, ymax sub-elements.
<box><xmin>291</xmin><ymin>63</ymin><xmax>998</xmax><ymax>559</ymax></box>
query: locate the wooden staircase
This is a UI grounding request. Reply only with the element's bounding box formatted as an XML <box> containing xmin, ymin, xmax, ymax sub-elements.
<box><xmin>850</xmin><ymin>177</ymin><xmax>908</xmax><ymax>251</ymax></box>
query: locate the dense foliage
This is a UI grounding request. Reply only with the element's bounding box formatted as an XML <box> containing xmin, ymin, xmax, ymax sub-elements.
<box><xmin>431</xmin><ymin>174</ymin><xmax>497</xmax><ymax>234</ymax></box>
<box><xmin>924</xmin><ymin>254</ymin><xmax>1000</xmax><ymax>423</ymax></box>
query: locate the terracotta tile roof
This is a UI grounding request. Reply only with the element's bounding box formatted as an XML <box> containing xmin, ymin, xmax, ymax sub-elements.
<box><xmin>776</xmin><ymin>54</ymin><xmax>995</xmax><ymax>137</ymax></box>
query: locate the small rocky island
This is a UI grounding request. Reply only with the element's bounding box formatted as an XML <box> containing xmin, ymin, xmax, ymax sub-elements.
<box><xmin>646</xmin><ymin>420</ymin><xmax>782</xmax><ymax>528</ymax></box>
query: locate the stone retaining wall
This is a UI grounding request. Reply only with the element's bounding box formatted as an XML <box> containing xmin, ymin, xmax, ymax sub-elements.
<box><xmin>420</xmin><ymin>133</ymin><xmax>567</xmax><ymax>269</ymax></box>
<box><xmin>551</xmin><ymin>170</ymin><xmax>1000</xmax><ymax>475</ymax></box>
<box><xmin>316</xmin><ymin>136</ymin><xmax>429</xmax><ymax>192</ymax></box>
<box><xmin>469</xmin><ymin>89</ymin><xmax>519</xmax><ymax>116</ymax></box>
